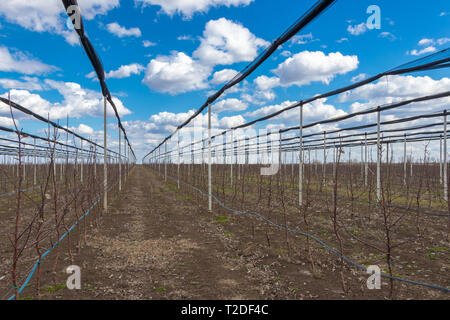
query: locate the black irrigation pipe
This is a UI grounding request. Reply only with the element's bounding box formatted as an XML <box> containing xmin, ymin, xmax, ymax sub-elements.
<box><xmin>145</xmin><ymin>0</ymin><xmax>337</xmax><ymax>159</ymax></box>
<box><xmin>61</xmin><ymin>0</ymin><xmax>135</xmax><ymax>159</ymax></box>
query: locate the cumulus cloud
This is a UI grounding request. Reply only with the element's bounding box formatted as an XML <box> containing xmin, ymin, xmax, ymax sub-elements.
<box><xmin>290</xmin><ymin>33</ymin><xmax>318</xmax><ymax>45</ymax></box>
<box><xmin>351</xmin><ymin>73</ymin><xmax>368</xmax><ymax>83</ymax></box>
<box><xmin>0</xmin><ymin>80</ymin><xmax>131</xmax><ymax>120</ymax></box>
<box><xmin>106</xmin><ymin>64</ymin><xmax>145</xmax><ymax>79</ymax></box>
<box><xmin>407</xmin><ymin>46</ymin><xmax>437</xmax><ymax>56</ymax></box>
<box><xmin>193</xmin><ymin>18</ymin><xmax>269</xmax><ymax>66</ymax></box>
<box><xmin>379</xmin><ymin>32</ymin><xmax>397</xmax><ymax>41</ymax></box>
<box><xmin>338</xmin><ymin>75</ymin><xmax>450</xmax><ymax>104</ymax></box>
<box><xmin>0</xmin><ymin>77</ymin><xmax>46</xmax><ymax>91</ymax></box>
<box><xmin>244</xmin><ymin>99</ymin><xmax>347</xmax><ymax>124</ymax></box>
<box><xmin>211</xmin><ymin>69</ymin><xmax>239</xmax><ymax>85</ymax></box>
<box><xmin>272</xmin><ymin>51</ymin><xmax>359</xmax><ymax>87</ymax></box>
<box><xmin>143</xmin><ymin>40</ymin><xmax>157</xmax><ymax>47</ymax></box>
<box><xmin>136</xmin><ymin>0</ymin><xmax>254</xmax><ymax>18</ymax></box>
<box><xmin>347</xmin><ymin>22</ymin><xmax>367</xmax><ymax>36</ymax></box>
<box><xmin>213</xmin><ymin>98</ymin><xmax>248</xmax><ymax>113</ymax></box>
<box><xmin>106</xmin><ymin>22</ymin><xmax>142</xmax><ymax>38</ymax></box>
<box><xmin>0</xmin><ymin>47</ymin><xmax>58</xmax><ymax>75</ymax></box>
<box><xmin>254</xmin><ymin>75</ymin><xmax>280</xmax><ymax>91</ymax></box>
<box><xmin>0</xmin><ymin>0</ymin><xmax>119</xmax><ymax>43</ymax></box>
<box><xmin>143</xmin><ymin>52</ymin><xmax>211</xmax><ymax>94</ymax></box>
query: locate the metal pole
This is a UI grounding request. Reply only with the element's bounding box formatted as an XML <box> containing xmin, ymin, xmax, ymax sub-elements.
<box><xmin>178</xmin><ymin>131</ymin><xmax>180</xmax><ymax>189</ymax></box>
<box><xmin>377</xmin><ymin>108</ymin><xmax>381</xmax><ymax>202</ymax></box>
<box><xmin>299</xmin><ymin>104</ymin><xmax>303</xmax><ymax>205</ymax></box>
<box><xmin>440</xmin><ymin>134</ymin><xmax>443</xmax><ymax>185</ymax></box>
<box><xmin>33</xmin><ymin>138</ymin><xmax>37</xmax><ymax>185</ymax></box>
<box><xmin>230</xmin><ymin>130</ymin><xmax>233</xmax><ymax>186</ymax></box>
<box><xmin>323</xmin><ymin>131</ymin><xmax>326</xmax><ymax>185</ymax></box>
<box><xmin>404</xmin><ymin>133</ymin><xmax>407</xmax><ymax>186</ymax></box>
<box><xmin>444</xmin><ymin>110</ymin><xmax>448</xmax><ymax>201</ymax></box>
<box><xmin>165</xmin><ymin>142</ymin><xmax>167</xmax><ymax>182</ymax></box>
<box><xmin>103</xmin><ymin>97</ymin><xmax>108</xmax><ymax>212</ymax></box>
<box><xmin>119</xmin><ymin>130</ymin><xmax>122</xmax><ymax>191</ymax></box>
<box><xmin>80</xmin><ymin>139</ymin><xmax>83</xmax><ymax>183</ymax></box>
<box><xmin>208</xmin><ymin>104</ymin><xmax>212</xmax><ymax>212</ymax></box>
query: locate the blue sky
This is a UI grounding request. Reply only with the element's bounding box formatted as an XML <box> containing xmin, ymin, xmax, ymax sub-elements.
<box><xmin>0</xmin><ymin>0</ymin><xmax>449</xmax><ymax>161</ymax></box>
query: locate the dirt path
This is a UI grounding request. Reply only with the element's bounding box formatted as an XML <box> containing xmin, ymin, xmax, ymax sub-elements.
<box><xmin>16</xmin><ymin>166</ymin><xmax>445</xmax><ymax>300</ymax></box>
<box><xmin>39</xmin><ymin>166</ymin><xmax>270</xmax><ymax>300</ymax></box>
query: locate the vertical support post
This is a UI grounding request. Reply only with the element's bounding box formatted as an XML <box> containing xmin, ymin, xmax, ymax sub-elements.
<box><xmin>323</xmin><ymin>131</ymin><xmax>326</xmax><ymax>185</ymax></box>
<box><xmin>208</xmin><ymin>104</ymin><xmax>212</xmax><ymax>212</ymax></box>
<box><xmin>299</xmin><ymin>104</ymin><xmax>303</xmax><ymax>205</ymax></box>
<box><xmin>361</xmin><ymin>142</ymin><xmax>363</xmax><ymax>180</ymax></box>
<box><xmin>80</xmin><ymin>139</ymin><xmax>83</xmax><ymax>183</ymax></box>
<box><xmin>404</xmin><ymin>133</ymin><xmax>407</xmax><ymax>186</ymax></box>
<box><xmin>230</xmin><ymin>130</ymin><xmax>234</xmax><ymax>186</ymax></box>
<box><xmin>119</xmin><ymin>130</ymin><xmax>122</xmax><ymax>191</ymax></box>
<box><xmin>444</xmin><ymin>110</ymin><xmax>448</xmax><ymax>202</ymax></box>
<box><xmin>33</xmin><ymin>138</ymin><xmax>37</xmax><ymax>185</ymax></box>
<box><xmin>165</xmin><ymin>142</ymin><xmax>167</xmax><ymax>182</ymax></box>
<box><xmin>177</xmin><ymin>131</ymin><xmax>180</xmax><ymax>189</ymax></box>
<box><xmin>103</xmin><ymin>97</ymin><xmax>108</xmax><ymax>212</ymax></box>
<box><xmin>440</xmin><ymin>134</ymin><xmax>443</xmax><ymax>185</ymax></box>
<box><xmin>365</xmin><ymin>132</ymin><xmax>368</xmax><ymax>186</ymax></box>
<box><xmin>377</xmin><ymin>108</ymin><xmax>381</xmax><ymax>202</ymax></box>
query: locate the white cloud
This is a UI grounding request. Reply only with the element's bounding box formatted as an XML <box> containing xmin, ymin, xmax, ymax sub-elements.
<box><xmin>211</xmin><ymin>69</ymin><xmax>239</xmax><ymax>85</ymax></box>
<box><xmin>280</xmin><ymin>50</ymin><xmax>292</xmax><ymax>57</ymax></box>
<box><xmin>0</xmin><ymin>0</ymin><xmax>119</xmax><ymax>43</ymax></box>
<box><xmin>0</xmin><ymin>46</ymin><xmax>58</xmax><ymax>75</ymax></box>
<box><xmin>0</xmin><ymin>80</ymin><xmax>131</xmax><ymax>120</ymax></box>
<box><xmin>418</xmin><ymin>38</ymin><xmax>435</xmax><ymax>46</ymax></box>
<box><xmin>106</xmin><ymin>22</ymin><xmax>142</xmax><ymax>38</ymax></box>
<box><xmin>177</xmin><ymin>35</ymin><xmax>194</xmax><ymax>41</ymax></box>
<box><xmin>143</xmin><ymin>51</ymin><xmax>211</xmax><ymax>94</ymax></box>
<box><xmin>0</xmin><ymin>116</ymin><xmax>18</xmax><ymax>128</ymax></box>
<box><xmin>213</xmin><ymin>98</ymin><xmax>248</xmax><ymax>113</ymax></box>
<box><xmin>272</xmin><ymin>51</ymin><xmax>359</xmax><ymax>87</ymax></box>
<box><xmin>336</xmin><ymin>38</ymin><xmax>349</xmax><ymax>43</ymax></box>
<box><xmin>347</xmin><ymin>22</ymin><xmax>367</xmax><ymax>36</ymax></box>
<box><xmin>254</xmin><ymin>75</ymin><xmax>280</xmax><ymax>91</ymax></box>
<box><xmin>290</xmin><ymin>33</ymin><xmax>317</xmax><ymax>45</ymax></box>
<box><xmin>418</xmin><ymin>38</ymin><xmax>450</xmax><ymax>46</ymax></box>
<box><xmin>339</xmin><ymin>75</ymin><xmax>450</xmax><ymax>103</ymax></box>
<box><xmin>379</xmin><ymin>32</ymin><xmax>396</xmax><ymax>41</ymax></box>
<box><xmin>75</xmin><ymin>124</ymin><xmax>95</xmax><ymax>136</ymax></box>
<box><xmin>0</xmin><ymin>77</ymin><xmax>45</xmax><ymax>91</ymax></box>
<box><xmin>407</xmin><ymin>46</ymin><xmax>437</xmax><ymax>56</ymax></box>
<box><xmin>143</xmin><ymin>40</ymin><xmax>157</xmax><ymax>47</ymax></box>
<box><xmin>193</xmin><ymin>18</ymin><xmax>269</xmax><ymax>66</ymax></box>
<box><xmin>351</xmin><ymin>73</ymin><xmax>367</xmax><ymax>83</ymax></box>
<box><xmin>106</xmin><ymin>64</ymin><xmax>145</xmax><ymax>79</ymax></box>
<box><xmin>437</xmin><ymin>38</ymin><xmax>450</xmax><ymax>45</ymax></box>
<box><xmin>244</xmin><ymin>99</ymin><xmax>346</xmax><ymax>124</ymax></box>
<box><xmin>136</xmin><ymin>0</ymin><xmax>254</xmax><ymax>18</ymax></box>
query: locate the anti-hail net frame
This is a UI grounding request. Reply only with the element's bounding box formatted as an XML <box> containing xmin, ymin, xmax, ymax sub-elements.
<box><xmin>143</xmin><ymin>4</ymin><xmax>450</xmax><ymax>294</ymax></box>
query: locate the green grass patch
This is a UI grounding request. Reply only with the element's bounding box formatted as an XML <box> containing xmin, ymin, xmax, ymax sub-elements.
<box><xmin>156</xmin><ymin>286</ymin><xmax>167</xmax><ymax>292</ymax></box>
<box><xmin>215</xmin><ymin>216</ymin><xmax>230</xmax><ymax>224</ymax></box>
<box><xmin>44</xmin><ymin>282</ymin><xmax>66</xmax><ymax>293</ymax></box>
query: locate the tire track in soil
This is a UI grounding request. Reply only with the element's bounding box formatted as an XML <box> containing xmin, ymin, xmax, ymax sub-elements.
<box><xmin>48</xmin><ymin>166</ymin><xmax>265</xmax><ymax>300</ymax></box>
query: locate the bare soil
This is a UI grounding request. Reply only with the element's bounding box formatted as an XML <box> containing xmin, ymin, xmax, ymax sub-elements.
<box><xmin>7</xmin><ymin>166</ymin><xmax>449</xmax><ymax>300</ymax></box>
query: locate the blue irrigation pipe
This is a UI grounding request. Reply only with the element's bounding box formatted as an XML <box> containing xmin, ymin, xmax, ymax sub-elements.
<box><xmin>151</xmin><ymin>167</ymin><xmax>450</xmax><ymax>294</ymax></box>
<box><xmin>6</xmin><ymin>171</ymin><xmax>130</xmax><ymax>300</ymax></box>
